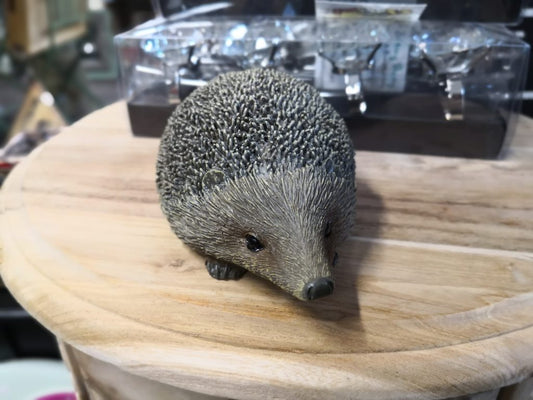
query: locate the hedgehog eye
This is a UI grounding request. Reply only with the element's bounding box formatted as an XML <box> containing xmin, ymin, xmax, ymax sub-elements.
<box><xmin>245</xmin><ymin>234</ymin><xmax>264</xmax><ymax>252</ymax></box>
<box><xmin>325</xmin><ymin>222</ymin><xmax>332</xmax><ymax>238</ymax></box>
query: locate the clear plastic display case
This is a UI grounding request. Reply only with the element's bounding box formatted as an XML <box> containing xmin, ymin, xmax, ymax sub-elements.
<box><xmin>115</xmin><ymin>17</ymin><xmax>529</xmax><ymax>158</ymax></box>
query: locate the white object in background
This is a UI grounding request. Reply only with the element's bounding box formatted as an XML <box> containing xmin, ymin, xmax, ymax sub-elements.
<box><xmin>315</xmin><ymin>1</ymin><xmax>427</xmax><ymax>21</ymax></box>
<box><xmin>0</xmin><ymin>359</ymin><xmax>74</xmax><ymax>400</ymax></box>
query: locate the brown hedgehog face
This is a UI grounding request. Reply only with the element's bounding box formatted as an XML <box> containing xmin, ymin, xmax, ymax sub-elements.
<box><xmin>167</xmin><ymin>167</ymin><xmax>356</xmax><ymax>300</ymax></box>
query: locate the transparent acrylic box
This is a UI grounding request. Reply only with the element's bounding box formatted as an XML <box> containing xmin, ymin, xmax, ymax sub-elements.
<box><xmin>114</xmin><ymin>17</ymin><xmax>530</xmax><ymax>158</ymax></box>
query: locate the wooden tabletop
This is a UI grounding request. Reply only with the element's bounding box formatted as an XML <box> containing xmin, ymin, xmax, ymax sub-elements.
<box><xmin>1</xmin><ymin>102</ymin><xmax>532</xmax><ymax>399</ymax></box>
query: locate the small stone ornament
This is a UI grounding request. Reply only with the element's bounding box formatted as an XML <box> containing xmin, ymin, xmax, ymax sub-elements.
<box><xmin>156</xmin><ymin>68</ymin><xmax>356</xmax><ymax>300</ymax></box>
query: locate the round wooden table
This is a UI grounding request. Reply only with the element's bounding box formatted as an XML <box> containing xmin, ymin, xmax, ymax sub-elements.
<box><xmin>1</xmin><ymin>102</ymin><xmax>532</xmax><ymax>400</ymax></box>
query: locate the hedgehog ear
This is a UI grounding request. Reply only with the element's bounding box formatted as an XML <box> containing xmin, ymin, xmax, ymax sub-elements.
<box><xmin>202</xmin><ymin>169</ymin><xmax>227</xmax><ymax>191</ymax></box>
<box><xmin>324</xmin><ymin>158</ymin><xmax>343</xmax><ymax>178</ymax></box>
<box><xmin>325</xmin><ymin>158</ymin><xmax>335</xmax><ymax>174</ymax></box>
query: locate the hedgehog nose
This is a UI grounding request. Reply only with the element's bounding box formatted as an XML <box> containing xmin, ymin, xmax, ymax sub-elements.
<box><xmin>304</xmin><ymin>278</ymin><xmax>334</xmax><ymax>300</ymax></box>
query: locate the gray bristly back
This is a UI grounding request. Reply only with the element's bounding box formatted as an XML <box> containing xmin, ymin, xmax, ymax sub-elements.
<box><xmin>156</xmin><ymin>68</ymin><xmax>354</xmax><ymax>203</ymax></box>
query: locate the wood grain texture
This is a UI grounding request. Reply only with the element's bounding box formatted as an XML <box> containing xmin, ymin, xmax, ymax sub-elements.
<box><xmin>1</xmin><ymin>102</ymin><xmax>532</xmax><ymax>399</ymax></box>
<box><xmin>59</xmin><ymin>341</ymin><xmax>219</xmax><ymax>400</ymax></box>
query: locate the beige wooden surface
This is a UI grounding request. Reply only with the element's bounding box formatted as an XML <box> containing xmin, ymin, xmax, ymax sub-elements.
<box><xmin>1</xmin><ymin>102</ymin><xmax>532</xmax><ymax>399</ymax></box>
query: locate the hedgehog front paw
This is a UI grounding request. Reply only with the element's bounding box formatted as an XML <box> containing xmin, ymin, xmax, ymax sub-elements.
<box><xmin>205</xmin><ymin>259</ymin><xmax>247</xmax><ymax>280</ymax></box>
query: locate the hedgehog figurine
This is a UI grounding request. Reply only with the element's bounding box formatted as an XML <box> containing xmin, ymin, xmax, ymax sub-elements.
<box><xmin>156</xmin><ymin>68</ymin><xmax>356</xmax><ymax>301</ymax></box>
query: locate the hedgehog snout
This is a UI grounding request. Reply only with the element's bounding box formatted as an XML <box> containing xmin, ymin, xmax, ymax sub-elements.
<box><xmin>303</xmin><ymin>277</ymin><xmax>335</xmax><ymax>300</ymax></box>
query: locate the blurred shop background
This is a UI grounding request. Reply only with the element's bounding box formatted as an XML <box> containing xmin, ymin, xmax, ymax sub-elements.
<box><xmin>0</xmin><ymin>0</ymin><xmax>532</xmax><ymax>391</ymax></box>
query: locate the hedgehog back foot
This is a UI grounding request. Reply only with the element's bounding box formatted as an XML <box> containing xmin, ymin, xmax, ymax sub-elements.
<box><xmin>205</xmin><ymin>259</ymin><xmax>247</xmax><ymax>280</ymax></box>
